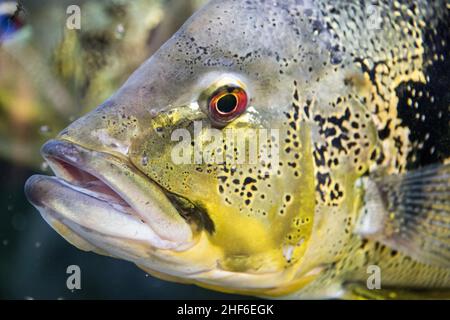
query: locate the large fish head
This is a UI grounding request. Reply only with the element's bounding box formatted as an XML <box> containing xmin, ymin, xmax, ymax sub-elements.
<box><xmin>25</xmin><ymin>0</ymin><xmax>335</xmax><ymax>296</ymax></box>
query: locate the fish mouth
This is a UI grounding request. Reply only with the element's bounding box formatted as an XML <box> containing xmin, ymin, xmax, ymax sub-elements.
<box><xmin>25</xmin><ymin>139</ymin><xmax>194</xmax><ymax>251</ymax></box>
<box><xmin>24</xmin><ymin>140</ymin><xmax>318</xmax><ymax>293</ymax></box>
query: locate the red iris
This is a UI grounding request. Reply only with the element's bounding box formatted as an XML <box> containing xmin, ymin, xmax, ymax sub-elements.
<box><xmin>208</xmin><ymin>86</ymin><xmax>248</xmax><ymax>124</ymax></box>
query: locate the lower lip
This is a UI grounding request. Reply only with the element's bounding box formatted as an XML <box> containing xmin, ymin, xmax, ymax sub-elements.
<box><xmin>24</xmin><ymin>174</ymin><xmax>170</xmax><ymax>246</ymax></box>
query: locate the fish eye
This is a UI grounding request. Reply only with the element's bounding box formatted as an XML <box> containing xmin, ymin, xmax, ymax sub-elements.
<box><xmin>208</xmin><ymin>86</ymin><xmax>248</xmax><ymax>125</ymax></box>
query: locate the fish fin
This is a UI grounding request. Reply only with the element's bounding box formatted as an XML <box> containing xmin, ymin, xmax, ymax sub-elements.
<box><xmin>355</xmin><ymin>163</ymin><xmax>450</xmax><ymax>268</ymax></box>
<box><xmin>342</xmin><ymin>283</ymin><xmax>450</xmax><ymax>300</ymax></box>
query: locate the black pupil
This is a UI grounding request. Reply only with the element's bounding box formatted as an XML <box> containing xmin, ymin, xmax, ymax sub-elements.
<box><xmin>217</xmin><ymin>94</ymin><xmax>237</xmax><ymax>113</ymax></box>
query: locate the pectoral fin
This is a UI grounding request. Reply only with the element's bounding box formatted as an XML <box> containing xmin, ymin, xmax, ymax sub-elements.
<box><xmin>355</xmin><ymin>163</ymin><xmax>450</xmax><ymax>268</ymax></box>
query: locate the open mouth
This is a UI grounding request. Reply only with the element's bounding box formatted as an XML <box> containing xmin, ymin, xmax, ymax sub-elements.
<box><xmin>45</xmin><ymin>149</ymin><xmax>215</xmax><ymax>234</ymax></box>
<box><xmin>25</xmin><ymin>139</ymin><xmax>195</xmax><ymax>250</ymax></box>
<box><xmin>44</xmin><ymin>151</ymin><xmax>137</xmax><ymax>218</ymax></box>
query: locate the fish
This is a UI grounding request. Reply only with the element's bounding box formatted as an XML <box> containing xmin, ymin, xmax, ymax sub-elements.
<box><xmin>25</xmin><ymin>0</ymin><xmax>450</xmax><ymax>299</ymax></box>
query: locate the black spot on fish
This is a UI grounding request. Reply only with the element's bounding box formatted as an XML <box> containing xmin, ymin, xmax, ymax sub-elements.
<box><xmin>243</xmin><ymin>177</ymin><xmax>257</xmax><ymax>186</ymax></box>
<box><xmin>377</xmin><ymin>119</ymin><xmax>392</xmax><ymax>140</ymax></box>
<box><xmin>396</xmin><ymin>18</ymin><xmax>450</xmax><ymax>169</ymax></box>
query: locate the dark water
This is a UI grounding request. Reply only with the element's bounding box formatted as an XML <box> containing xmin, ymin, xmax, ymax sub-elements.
<box><xmin>0</xmin><ymin>160</ymin><xmax>247</xmax><ymax>300</ymax></box>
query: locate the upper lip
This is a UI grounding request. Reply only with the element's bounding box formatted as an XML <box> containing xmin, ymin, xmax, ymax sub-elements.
<box><xmin>25</xmin><ymin>139</ymin><xmax>193</xmax><ymax>250</ymax></box>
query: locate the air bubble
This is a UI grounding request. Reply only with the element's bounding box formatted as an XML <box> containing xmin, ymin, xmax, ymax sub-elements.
<box><xmin>141</xmin><ymin>155</ymin><xmax>149</xmax><ymax>166</ymax></box>
<box><xmin>115</xmin><ymin>24</ymin><xmax>125</xmax><ymax>39</ymax></box>
<box><xmin>41</xmin><ymin>162</ymin><xmax>49</xmax><ymax>172</ymax></box>
<box><xmin>39</xmin><ymin>125</ymin><xmax>51</xmax><ymax>134</ymax></box>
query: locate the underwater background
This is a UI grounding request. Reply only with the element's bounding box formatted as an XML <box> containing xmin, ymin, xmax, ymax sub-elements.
<box><xmin>0</xmin><ymin>0</ymin><xmax>247</xmax><ymax>299</ymax></box>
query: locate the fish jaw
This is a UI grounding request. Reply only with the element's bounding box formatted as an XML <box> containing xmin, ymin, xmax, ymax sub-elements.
<box><xmin>23</xmin><ymin>142</ymin><xmax>320</xmax><ymax>295</ymax></box>
<box><xmin>24</xmin><ymin>139</ymin><xmax>194</xmax><ymax>251</ymax></box>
